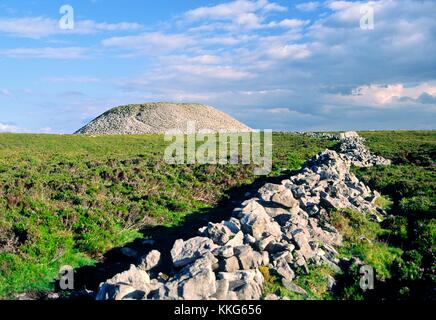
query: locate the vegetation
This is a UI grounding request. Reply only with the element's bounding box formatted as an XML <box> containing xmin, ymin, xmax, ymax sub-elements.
<box><xmin>0</xmin><ymin>132</ymin><xmax>335</xmax><ymax>298</ymax></box>
<box><xmin>352</xmin><ymin>131</ymin><xmax>436</xmax><ymax>300</ymax></box>
<box><xmin>262</xmin><ymin>130</ymin><xmax>435</xmax><ymax>301</ymax></box>
<box><xmin>0</xmin><ymin>130</ymin><xmax>434</xmax><ymax>300</ymax></box>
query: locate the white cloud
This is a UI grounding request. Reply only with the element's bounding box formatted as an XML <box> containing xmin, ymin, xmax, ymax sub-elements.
<box><xmin>0</xmin><ymin>17</ymin><xmax>56</xmax><ymax>38</ymax></box>
<box><xmin>185</xmin><ymin>0</ymin><xmax>286</xmax><ymax>21</ymax></box>
<box><xmin>266</xmin><ymin>108</ymin><xmax>290</xmax><ymax>113</ymax></box>
<box><xmin>102</xmin><ymin>32</ymin><xmax>194</xmax><ymax>53</ymax></box>
<box><xmin>296</xmin><ymin>1</ymin><xmax>321</xmax><ymax>12</ymax></box>
<box><xmin>0</xmin><ymin>47</ymin><xmax>89</xmax><ymax>59</ymax></box>
<box><xmin>266</xmin><ymin>44</ymin><xmax>311</xmax><ymax>60</ymax></box>
<box><xmin>43</xmin><ymin>76</ymin><xmax>101</xmax><ymax>83</ymax></box>
<box><xmin>76</xmin><ymin>20</ymin><xmax>142</xmax><ymax>33</ymax></box>
<box><xmin>185</xmin><ymin>0</ymin><xmax>289</xmax><ymax>30</ymax></box>
<box><xmin>0</xmin><ymin>16</ymin><xmax>142</xmax><ymax>38</ymax></box>
<box><xmin>331</xmin><ymin>83</ymin><xmax>436</xmax><ymax>107</ymax></box>
<box><xmin>174</xmin><ymin>64</ymin><xmax>254</xmax><ymax>80</ymax></box>
<box><xmin>1</xmin><ymin>0</ymin><xmax>435</xmax><ymax>132</ymax></box>
<box><xmin>268</xmin><ymin>19</ymin><xmax>309</xmax><ymax>28</ymax></box>
<box><xmin>189</xmin><ymin>55</ymin><xmax>223</xmax><ymax>64</ymax></box>
<box><xmin>0</xmin><ymin>122</ymin><xmax>21</xmax><ymax>132</ymax></box>
<box><xmin>1</xmin><ymin>89</ymin><xmax>13</xmax><ymax>97</ymax></box>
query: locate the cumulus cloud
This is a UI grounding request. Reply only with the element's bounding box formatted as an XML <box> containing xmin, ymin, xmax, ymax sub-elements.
<box><xmin>1</xmin><ymin>0</ymin><xmax>435</xmax><ymax>132</ymax></box>
<box><xmin>185</xmin><ymin>0</ymin><xmax>293</xmax><ymax>30</ymax></box>
<box><xmin>333</xmin><ymin>83</ymin><xmax>436</xmax><ymax>107</ymax></box>
<box><xmin>114</xmin><ymin>0</ymin><xmax>435</xmax><ymax>130</ymax></box>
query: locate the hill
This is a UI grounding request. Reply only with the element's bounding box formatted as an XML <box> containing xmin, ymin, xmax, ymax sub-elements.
<box><xmin>74</xmin><ymin>102</ymin><xmax>251</xmax><ymax>135</ymax></box>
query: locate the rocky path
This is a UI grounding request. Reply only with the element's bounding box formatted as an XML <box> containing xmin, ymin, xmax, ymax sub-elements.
<box><xmin>93</xmin><ymin>132</ymin><xmax>391</xmax><ymax>300</ymax></box>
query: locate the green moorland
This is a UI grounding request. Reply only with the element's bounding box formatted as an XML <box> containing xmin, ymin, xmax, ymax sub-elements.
<box><xmin>0</xmin><ymin>132</ymin><xmax>336</xmax><ymax>298</ymax></box>
<box><xmin>261</xmin><ymin>131</ymin><xmax>435</xmax><ymax>301</ymax></box>
<box><xmin>0</xmin><ymin>131</ymin><xmax>434</xmax><ymax>300</ymax></box>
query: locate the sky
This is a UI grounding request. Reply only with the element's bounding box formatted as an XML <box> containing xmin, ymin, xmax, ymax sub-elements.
<box><xmin>0</xmin><ymin>0</ymin><xmax>435</xmax><ymax>133</ymax></box>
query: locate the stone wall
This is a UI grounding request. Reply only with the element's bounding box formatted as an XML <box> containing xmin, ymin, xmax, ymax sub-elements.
<box><xmin>95</xmin><ymin>132</ymin><xmax>391</xmax><ymax>300</ymax></box>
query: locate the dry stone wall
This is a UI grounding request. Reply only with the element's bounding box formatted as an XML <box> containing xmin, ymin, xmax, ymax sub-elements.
<box><xmin>95</xmin><ymin>132</ymin><xmax>391</xmax><ymax>300</ymax></box>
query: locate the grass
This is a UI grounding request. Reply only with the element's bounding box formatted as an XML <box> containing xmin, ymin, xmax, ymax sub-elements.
<box><xmin>329</xmin><ymin>209</ymin><xmax>403</xmax><ymax>281</ymax></box>
<box><xmin>0</xmin><ymin>132</ymin><xmax>335</xmax><ymax>298</ymax></box>
<box><xmin>0</xmin><ymin>130</ymin><xmax>434</xmax><ymax>300</ymax></box>
<box><xmin>261</xmin><ymin>130</ymin><xmax>435</xmax><ymax>301</ymax></box>
<box><xmin>354</xmin><ymin>130</ymin><xmax>436</xmax><ymax>300</ymax></box>
<box><xmin>262</xmin><ymin>265</ymin><xmax>336</xmax><ymax>300</ymax></box>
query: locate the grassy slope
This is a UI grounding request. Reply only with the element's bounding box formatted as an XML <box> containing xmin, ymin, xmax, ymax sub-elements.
<box><xmin>0</xmin><ymin>132</ymin><xmax>335</xmax><ymax>298</ymax></box>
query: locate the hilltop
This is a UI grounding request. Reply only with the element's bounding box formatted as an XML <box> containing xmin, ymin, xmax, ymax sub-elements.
<box><xmin>75</xmin><ymin>102</ymin><xmax>251</xmax><ymax>135</ymax></box>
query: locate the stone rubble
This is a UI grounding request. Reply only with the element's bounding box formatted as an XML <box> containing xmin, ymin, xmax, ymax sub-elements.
<box><xmin>301</xmin><ymin>131</ymin><xmax>391</xmax><ymax>167</ymax></box>
<box><xmin>338</xmin><ymin>135</ymin><xmax>391</xmax><ymax>167</ymax></box>
<box><xmin>95</xmin><ymin>132</ymin><xmax>391</xmax><ymax>300</ymax></box>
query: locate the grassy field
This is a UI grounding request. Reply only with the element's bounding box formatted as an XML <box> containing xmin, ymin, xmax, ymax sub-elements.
<box><xmin>354</xmin><ymin>131</ymin><xmax>436</xmax><ymax>300</ymax></box>
<box><xmin>0</xmin><ymin>131</ymin><xmax>434</xmax><ymax>300</ymax></box>
<box><xmin>0</xmin><ymin>132</ymin><xmax>336</xmax><ymax>298</ymax></box>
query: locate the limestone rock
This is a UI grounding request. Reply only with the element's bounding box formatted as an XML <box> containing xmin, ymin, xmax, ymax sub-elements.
<box><xmin>171</xmin><ymin>237</ymin><xmax>216</xmax><ymax>268</ymax></box>
<box><xmin>139</xmin><ymin>250</ymin><xmax>161</xmax><ymax>271</ymax></box>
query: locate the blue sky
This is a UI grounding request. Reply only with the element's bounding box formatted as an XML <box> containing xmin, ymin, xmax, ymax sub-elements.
<box><xmin>0</xmin><ymin>0</ymin><xmax>435</xmax><ymax>133</ymax></box>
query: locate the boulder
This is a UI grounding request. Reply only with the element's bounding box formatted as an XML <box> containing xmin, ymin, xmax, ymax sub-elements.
<box><xmin>212</xmin><ymin>245</ymin><xmax>234</xmax><ymax>258</ymax></box>
<box><xmin>271</xmin><ymin>189</ymin><xmax>299</xmax><ymax>212</ymax></box>
<box><xmin>171</xmin><ymin>237</ymin><xmax>216</xmax><ymax>268</ymax></box>
<box><xmin>206</xmin><ymin>222</ymin><xmax>235</xmax><ymax>245</ymax></box>
<box><xmin>212</xmin><ymin>279</ymin><xmax>230</xmax><ymax>300</ymax></box>
<box><xmin>159</xmin><ymin>254</ymin><xmax>218</xmax><ymax>300</ymax></box>
<box><xmin>139</xmin><ymin>250</ymin><xmax>161</xmax><ymax>271</ymax></box>
<box><xmin>292</xmin><ymin>229</ymin><xmax>316</xmax><ymax>259</ymax></box>
<box><xmin>96</xmin><ymin>264</ymin><xmax>150</xmax><ymax>300</ymax></box>
<box><xmin>219</xmin><ymin>256</ymin><xmax>240</xmax><ymax>272</ymax></box>
<box><xmin>234</xmin><ymin>245</ymin><xmax>263</xmax><ymax>270</ymax></box>
<box><xmin>226</xmin><ymin>231</ymin><xmax>244</xmax><ymax>247</ymax></box>
<box><xmin>271</xmin><ymin>258</ymin><xmax>294</xmax><ymax>281</ymax></box>
<box><xmin>257</xmin><ymin>183</ymin><xmax>285</xmax><ymax>202</ymax></box>
<box><xmin>96</xmin><ymin>283</ymin><xmax>145</xmax><ymax>300</ymax></box>
<box><xmin>240</xmin><ymin>207</ymin><xmax>282</xmax><ymax>241</ymax></box>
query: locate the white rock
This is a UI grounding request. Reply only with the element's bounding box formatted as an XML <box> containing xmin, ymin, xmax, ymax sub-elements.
<box><xmin>171</xmin><ymin>237</ymin><xmax>217</xmax><ymax>268</ymax></box>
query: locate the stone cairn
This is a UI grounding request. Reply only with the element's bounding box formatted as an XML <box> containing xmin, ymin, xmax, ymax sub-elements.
<box><xmin>95</xmin><ymin>132</ymin><xmax>391</xmax><ymax>300</ymax></box>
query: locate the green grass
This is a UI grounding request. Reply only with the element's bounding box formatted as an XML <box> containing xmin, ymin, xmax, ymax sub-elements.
<box><xmin>360</xmin><ymin>130</ymin><xmax>435</xmax><ymax>166</ymax></box>
<box><xmin>329</xmin><ymin>209</ymin><xmax>403</xmax><ymax>281</ymax></box>
<box><xmin>261</xmin><ymin>130</ymin><xmax>435</xmax><ymax>301</ymax></box>
<box><xmin>262</xmin><ymin>265</ymin><xmax>336</xmax><ymax>300</ymax></box>
<box><xmin>0</xmin><ymin>132</ymin><xmax>335</xmax><ymax>298</ymax></box>
<box><xmin>354</xmin><ymin>130</ymin><xmax>436</xmax><ymax>300</ymax></box>
<box><xmin>1</xmin><ymin>130</ymin><xmax>434</xmax><ymax>300</ymax></box>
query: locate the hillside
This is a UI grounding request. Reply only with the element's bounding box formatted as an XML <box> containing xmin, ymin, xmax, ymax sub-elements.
<box><xmin>74</xmin><ymin>103</ymin><xmax>251</xmax><ymax>135</ymax></box>
<box><xmin>0</xmin><ymin>131</ymin><xmax>434</xmax><ymax>300</ymax></box>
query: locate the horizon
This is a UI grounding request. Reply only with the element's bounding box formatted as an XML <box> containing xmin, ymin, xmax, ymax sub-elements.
<box><xmin>0</xmin><ymin>0</ymin><xmax>435</xmax><ymax>134</ymax></box>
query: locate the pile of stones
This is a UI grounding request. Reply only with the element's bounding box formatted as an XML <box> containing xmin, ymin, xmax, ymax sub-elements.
<box><xmin>300</xmin><ymin>131</ymin><xmax>391</xmax><ymax>167</ymax></box>
<box><xmin>338</xmin><ymin>135</ymin><xmax>391</xmax><ymax>167</ymax></box>
<box><xmin>95</xmin><ymin>133</ymin><xmax>391</xmax><ymax>300</ymax></box>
